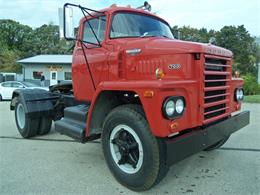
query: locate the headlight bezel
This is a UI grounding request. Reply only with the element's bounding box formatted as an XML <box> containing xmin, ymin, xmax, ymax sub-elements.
<box><xmin>162</xmin><ymin>96</ymin><xmax>185</xmax><ymax>119</ymax></box>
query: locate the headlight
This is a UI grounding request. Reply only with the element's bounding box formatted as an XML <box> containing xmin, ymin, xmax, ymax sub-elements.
<box><xmin>165</xmin><ymin>100</ymin><xmax>175</xmax><ymax>116</ymax></box>
<box><xmin>176</xmin><ymin>99</ymin><xmax>184</xmax><ymax>114</ymax></box>
<box><xmin>235</xmin><ymin>88</ymin><xmax>244</xmax><ymax>101</ymax></box>
<box><xmin>162</xmin><ymin>96</ymin><xmax>185</xmax><ymax>119</ymax></box>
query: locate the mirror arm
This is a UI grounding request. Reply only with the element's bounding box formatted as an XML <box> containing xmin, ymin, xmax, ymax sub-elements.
<box><xmin>63</xmin><ymin>3</ymin><xmax>104</xmax><ymax>44</ymax></box>
<box><xmin>64</xmin><ymin>3</ymin><xmax>104</xmax><ymax>14</ymax></box>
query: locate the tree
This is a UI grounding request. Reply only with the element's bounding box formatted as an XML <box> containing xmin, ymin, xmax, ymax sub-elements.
<box><xmin>0</xmin><ymin>19</ymin><xmax>33</xmax><ymax>54</ymax></box>
<box><xmin>215</xmin><ymin>25</ymin><xmax>257</xmax><ymax>75</ymax></box>
<box><xmin>0</xmin><ymin>47</ymin><xmax>21</xmax><ymax>73</ymax></box>
<box><xmin>171</xmin><ymin>25</ymin><xmax>216</xmax><ymax>43</ymax></box>
<box><xmin>0</xmin><ymin>20</ymin><xmax>73</xmax><ymax>72</ymax></box>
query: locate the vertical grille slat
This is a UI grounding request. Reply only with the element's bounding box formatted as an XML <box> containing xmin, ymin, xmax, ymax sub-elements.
<box><xmin>203</xmin><ymin>56</ymin><xmax>231</xmax><ymax>124</ymax></box>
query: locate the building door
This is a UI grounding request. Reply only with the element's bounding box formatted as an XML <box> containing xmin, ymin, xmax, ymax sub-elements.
<box><xmin>50</xmin><ymin>71</ymin><xmax>58</xmax><ymax>86</ymax></box>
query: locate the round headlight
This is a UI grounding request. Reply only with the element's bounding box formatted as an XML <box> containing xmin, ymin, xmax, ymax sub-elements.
<box><xmin>175</xmin><ymin>98</ymin><xmax>184</xmax><ymax>114</ymax></box>
<box><xmin>238</xmin><ymin>89</ymin><xmax>244</xmax><ymax>100</ymax></box>
<box><xmin>235</xmin><ymin>88</ymin><xmax>244</xmax><ymax>101</ymax></box>
<box><xmin>165</xmin><ymin>100</ymin><xmax>175</xmax><ymax>116</ymax></box>
<box><xmin>235</xmin><ymin>90</ymin><xmax>240</xmax><ymax>101</ymax></box>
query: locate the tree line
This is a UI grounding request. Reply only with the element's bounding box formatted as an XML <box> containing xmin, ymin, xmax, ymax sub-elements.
<box><xmin>0</xmin><ymin>19</ymin><xmax>259</xmax><ymax>78</ymax></box>
<box><xmin>0</xmin><ymin>20</ymin><xmax>73</xmax><ymax>72</ymax></box>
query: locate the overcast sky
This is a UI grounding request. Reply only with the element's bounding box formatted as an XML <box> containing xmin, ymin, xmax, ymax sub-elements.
<box><xmin>0</xmin><ymin>0</ymin><xmax>259</xmax><ymax>36</ymax></box>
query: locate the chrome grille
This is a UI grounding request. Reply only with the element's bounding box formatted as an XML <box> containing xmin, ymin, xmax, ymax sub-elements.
<box><xmin>203</xmin><ymin>55</ymin><xmax>231</xmax><ymax>124</ymax></box>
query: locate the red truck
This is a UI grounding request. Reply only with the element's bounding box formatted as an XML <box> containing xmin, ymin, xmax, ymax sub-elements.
<box><xmin>10</xmin><ymin>2</ymin><xmax>250</xmax><ymax>191</ymax></box>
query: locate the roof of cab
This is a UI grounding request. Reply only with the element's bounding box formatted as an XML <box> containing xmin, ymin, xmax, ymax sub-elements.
<box><xmin>80</xmin><ymin>5</ymin><xmax>170</xmax><ymax>26</ymax></box>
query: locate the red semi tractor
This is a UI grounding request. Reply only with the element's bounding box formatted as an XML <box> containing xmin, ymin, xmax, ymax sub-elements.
<box><xmin>10</xmin><ymin>2</ymin><xmax>250</xmax><ymax>191</ymax></box>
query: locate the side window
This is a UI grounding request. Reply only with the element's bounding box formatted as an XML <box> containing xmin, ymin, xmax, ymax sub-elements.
<box><xmin>2</xmin><ymin>82</ymin><xmax>12</xmax><ymax>87</ymax></box>
<box><xmin>11</xmin><ymin>82</ymin><xmax>23</xmax><ymax>88</ymax></box>
<box><xmin>83</xmin><ymin>16</ymin><xmax>106</xmax><ymax>44</ymax></box>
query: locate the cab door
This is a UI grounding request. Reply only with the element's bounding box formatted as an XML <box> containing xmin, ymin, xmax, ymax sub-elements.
<box><xmin>73</xmin><ymin>15</ymin><xmax>109</xmax><ymax>101</ymax></box>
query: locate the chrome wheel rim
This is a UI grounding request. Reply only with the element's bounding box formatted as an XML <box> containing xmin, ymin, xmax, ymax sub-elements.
<box><xmin>17</xmin><ymin>103</ymin><xmax>25</xmax><ymax>129</ymax></box>
<box><xmin>109</xmin><ymin>125</ymin><xmax>144</xmax><ymax>174</ymax></box>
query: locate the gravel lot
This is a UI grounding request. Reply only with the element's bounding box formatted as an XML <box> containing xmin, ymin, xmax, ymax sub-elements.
<box><xmin>0</xmin><ymin>102</ymin><xmax>259</xmax><ymax>195</ymax></box>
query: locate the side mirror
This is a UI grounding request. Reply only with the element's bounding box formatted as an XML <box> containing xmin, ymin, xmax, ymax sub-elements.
<box><xmin>63</xmin><ymin>4</ymin><xmax>75</xmax><ymax>40</ymax></box>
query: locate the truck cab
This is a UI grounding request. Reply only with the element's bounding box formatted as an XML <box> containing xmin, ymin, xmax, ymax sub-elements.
<box><xmin>10</xmin><ymin>2</ymin><xmax>250</xmax><ymax>191</ymax></box>
<box><xmin>71</xmin><ymin>4</ymin><xmax>244</xmax><ymax>137</ymax></box>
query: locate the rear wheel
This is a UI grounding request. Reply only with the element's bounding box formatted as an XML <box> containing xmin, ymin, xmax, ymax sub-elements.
<box><xmin>0</xmin><ymin>94</ymin><xmax>2</xmax><ymax>101</ymax></box>
<box><xmin>38</xmin><ymin>118</ymin><xmax>52</xmax><ymax>135</ymax></box>
<box><xmin>102</xmin><ymin>104</ymin><xmax>168</xmax><ymax>191</ymax></box>
<box><xmin>15</xmin><ymin>97</ymin><xmax>40</xmax><ymax>138</ymax></box>
<box><xmin>204</xmin><ymin>136</ymin><xmax>230</xmax><ymax>151</ymax></box>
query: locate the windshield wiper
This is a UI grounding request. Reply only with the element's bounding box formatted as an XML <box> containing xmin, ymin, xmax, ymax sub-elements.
<box><xmin>140</xmin><ymin>32</ymin><xmax>170</xmax><ymax>39</ymax></box>
<box><xmin>159</xmin><ymin>35</ymin><xmax>171</xmax><ymax>39</ymax></box>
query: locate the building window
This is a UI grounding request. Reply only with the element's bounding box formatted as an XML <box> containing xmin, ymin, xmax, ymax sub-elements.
<box><xmin>33</xmin><ymin>71</ymin><xmax>42</xmax><ymax>79</ymax></box>
<box><xmin>64</xmin><ymin>72</ymin><xmax>72</xmax><ymax>80</ymax></box>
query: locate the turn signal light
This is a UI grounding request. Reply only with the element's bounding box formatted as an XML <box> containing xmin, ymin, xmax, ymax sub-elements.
<box><xmin>155</xmin><ymin>68</ymin><xmax>165</xmax><ymax>79</ymax></box>
<box><xmin>170</xmin><ymin>122</ymin><xmax>179</xmax><ymax>132</ymax></box>
<box><xmin>235</xmin><ymin>71</ymin><xmax>240</xmax><ymax>78</ymax></box>
<box><xmin>144</xmin><ymin>90</ymin><xmax>154</xmax><ymax>98</ymax></box>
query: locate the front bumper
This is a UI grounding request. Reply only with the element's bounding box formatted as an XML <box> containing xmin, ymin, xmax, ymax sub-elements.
<box><xmin>166</xmin><ymin>111</ymin><xmax>250</xmax><ymax>165</ymax></box>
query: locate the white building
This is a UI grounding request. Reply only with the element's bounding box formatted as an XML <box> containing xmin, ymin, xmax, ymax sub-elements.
<box><xmin>17</xmin><ymin>55</ymin><xmax>72</xmax><ymax>86</ymax></box>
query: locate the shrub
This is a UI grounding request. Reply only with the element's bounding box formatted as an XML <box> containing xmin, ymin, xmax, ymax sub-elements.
<box><xmin>242</xmin><ymin>73</ymin><xmax>260</xmax><ymax>95</ymax></box>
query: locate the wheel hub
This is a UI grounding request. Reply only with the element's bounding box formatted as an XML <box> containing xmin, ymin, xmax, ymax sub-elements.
<box><xmin>16</xmin><ymin>103</ymin><xmax>26</xmax><ymax>129</ymax></box>
<box><xmin>109</xmin><ymin>125</ymin><xmax>144</xmax><ymax>174</ymax></box>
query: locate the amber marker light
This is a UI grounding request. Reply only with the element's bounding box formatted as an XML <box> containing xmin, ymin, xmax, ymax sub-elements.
<box><xmin>235</xmin><ymin>71</ymin><xmax>240</xmax><ymax>78</ymax></box>
<box><xmin>170</xmin><ymin>122</ymin><xmax>178</xmax><ymax>132</ymax></box>
<box><xmin>144</xmin><ymin>90</ymin><xmax>154</xmax><ymax>98</ymax></box>
<box><xmin>155</xmin><ymin>68</ymin><xmax>165</xmax><ymax>79</ymax></box>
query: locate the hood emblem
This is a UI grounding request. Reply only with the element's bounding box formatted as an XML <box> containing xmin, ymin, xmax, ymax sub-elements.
<box><xmin>168</xmin><ymin>64</ymin><xmax>181</xmax><ymax>70</ymax></box>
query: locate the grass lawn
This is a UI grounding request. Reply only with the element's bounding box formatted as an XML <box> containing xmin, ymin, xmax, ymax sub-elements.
<box><xmin>244</xmin><ymin>95</ymin><xmax>260</xmax><ymax>103</ymax></box>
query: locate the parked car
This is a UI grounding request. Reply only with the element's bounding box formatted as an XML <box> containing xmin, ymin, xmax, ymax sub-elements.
<box><xmin>0</xmin><ymin>81</ymin><xmax>48</xmax><ymax>101</ymax></box>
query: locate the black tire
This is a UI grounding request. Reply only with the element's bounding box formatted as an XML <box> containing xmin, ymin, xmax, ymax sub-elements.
<box><xmin>38</xmin><ymin>117</ymin><xmax>52</xmax><ymax>135</ymax></box>
<box><xmin>204</xmin><ymin>136</ymin><xmax>230</xmax><ymax>151</ymax></box>
<box><xmin>102</xmin><ymin>104</ymin><xmax>168</xmax><ymax>191</ymax></box>
<box><xmin>0</xmin><ymin>94</ymin><xmax>2</xmax><ymax>101</ymax></box>
<box><xmin>15</xmin><ymin>97</ymin><xmax>40</xmax><ymax>138</ymax></box>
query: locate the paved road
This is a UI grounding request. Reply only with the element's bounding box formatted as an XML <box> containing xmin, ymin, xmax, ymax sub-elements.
<box><xmin>0</xmin><ymin>102</ymin><xmax>259</xmax><ymax>195</ymax></box>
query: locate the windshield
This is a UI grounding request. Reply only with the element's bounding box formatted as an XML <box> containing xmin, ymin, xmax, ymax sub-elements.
<box><xmin>110</xmin><ymin>12</ymin><xmax>174</xmax><ymax>39</ymax></box>
<box><xmin>22</xmin><ymin>82</ymin><xmax>39</xmax><ymax>87</ymax></box>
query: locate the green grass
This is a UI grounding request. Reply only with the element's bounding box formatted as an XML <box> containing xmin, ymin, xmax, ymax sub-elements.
<box><xmin>244</xmin><ymin>95</ymin><xmax>260</xmax><ymax>103</ymax></box>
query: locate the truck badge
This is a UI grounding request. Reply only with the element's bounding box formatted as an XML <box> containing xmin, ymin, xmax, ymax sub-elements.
<box><xmin>168</xmin><ymin>64</ymin><xmax>181</xmax><ymax>70</ymax></box>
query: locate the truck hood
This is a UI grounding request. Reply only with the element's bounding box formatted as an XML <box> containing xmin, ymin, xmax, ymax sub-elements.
<box><xmin>122</xmin><ymin>37</ymin><xmax>233</xmax><ymax>57</ymax></box>
<box><xmin>118</xmin><ymin>37</ymin><xmax>233</xmax><ymax>80</ymax></box>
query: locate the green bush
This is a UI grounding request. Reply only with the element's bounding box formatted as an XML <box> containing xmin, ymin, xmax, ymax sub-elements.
<box><xmin>242</xmin><ymin>73</ymin><xmax>260</xmax><ymax>95</ymax></box>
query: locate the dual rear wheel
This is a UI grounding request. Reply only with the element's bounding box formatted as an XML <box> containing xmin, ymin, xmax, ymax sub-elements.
<box><xmin>15</xmin><ymin>97</ymin><xmax>52</xmax><ymax>138</ymax></box>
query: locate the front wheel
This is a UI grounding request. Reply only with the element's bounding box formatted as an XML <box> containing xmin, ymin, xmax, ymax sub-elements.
<box><xmin>102</xmin><ymin>104</ymin><xmax>168</xmax><ymax>191</ymax></box>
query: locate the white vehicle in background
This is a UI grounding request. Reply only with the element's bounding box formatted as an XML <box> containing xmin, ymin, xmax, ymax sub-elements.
<box><xmin>0</xmin><ymin>81</ymin><xmax>48</xmax><ymax>101</ymax></box>
<box><xmin>0</xmin><ymin>73</ymin><xmax>17</xmax><ymax>82</ymax></box>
